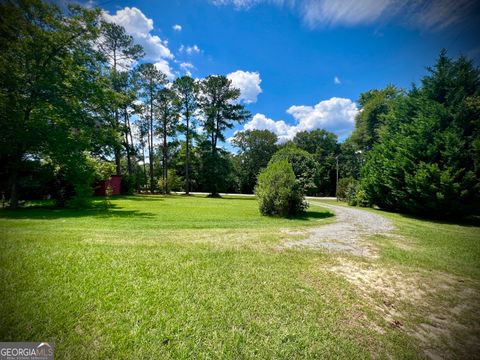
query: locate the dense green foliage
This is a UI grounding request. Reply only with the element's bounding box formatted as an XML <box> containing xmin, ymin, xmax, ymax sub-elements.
<box><xmin>198</xmin><ymin>76</ymin><xmax>251</xmax><ymax>195</ymax></box>
<box><xmin>232</xmin><ymin>129</ymin><xmax>278</xmax><ymax>193</ymax></box>
<box><xmin>359</xmin><ymin>52</ymin><xmax>480</xmax><ymax>216</ymax></box>
<box><xmin>1</xmin><ymin>0</ymin><xmax>478</xmax><ymax>220</ymax></box>
<box><xmin>0</xmin><ymin>0</ymin><xmax>110</xmax><ymax>208</ymax></box>
<box><xmin>255</xmin><ymin>160</ymin><xmax>307</xmax><ymax>216</ymax></box>
<box><xmin>0</xmin><ymin>0</ymin><xmax>250</xmax><ymax>206</ymax></box>
<box><xmin>269</xmin><ymin>145</ymin><xmax>319</xmax><ymax>195</ymax></box>
<box><xmin>293</xmin><ymin>129</ymin><xmax>339</xmax><ymax>195</ymax></box>
<box><xmin>349</xmin><ymin>85</ymin><xmax>400</xmax><ymax>152</ymax></box>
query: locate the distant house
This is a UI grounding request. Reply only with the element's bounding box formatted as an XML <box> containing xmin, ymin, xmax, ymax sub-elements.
<box><xmin>94</xmin><ymin>175</ymin><xmax>122</xmax><ymax>195</ymax></box>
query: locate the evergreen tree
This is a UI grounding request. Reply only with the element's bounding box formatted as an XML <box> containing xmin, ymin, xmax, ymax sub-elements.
<box><xmin>198</xmin><ymin>75</ymin><xmax>250</xmax><ymax>196</ymax></box>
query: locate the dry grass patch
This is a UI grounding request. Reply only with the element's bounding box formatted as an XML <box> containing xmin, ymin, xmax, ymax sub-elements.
<box><xmin>328</xmin><ymin>258</ymin><xmax>480</xmax><ymax>359</ymax></box>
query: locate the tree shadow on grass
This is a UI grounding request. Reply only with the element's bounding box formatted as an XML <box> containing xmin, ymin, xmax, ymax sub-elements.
<box><xmin>395</xmin><ymin>212</ymin><xmax>480</xmax><ymax>228</ymax></box>
<box><xmin>286</xmin><ymin>209</ymin><xmax>335</xmax><ymax>221</ymax></box>
<box><xmin>101</xmin><ymin>195</ymin><xmax>165</xmax><ymax>202</ymax></box>
<box><xmin>0</xmin><ymin>203</ymin><xmax>156</xmax><ymax>220</ymax></box>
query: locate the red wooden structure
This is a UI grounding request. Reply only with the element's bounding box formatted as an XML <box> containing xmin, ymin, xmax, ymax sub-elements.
<box><xmin>94</xmin><ymin>175</ymin><xmax>122</xmax><ymax>196</ymax></box>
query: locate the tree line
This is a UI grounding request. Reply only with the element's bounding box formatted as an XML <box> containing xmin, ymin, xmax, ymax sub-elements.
<box><xmin>1</xmin><ymin>0</ymin><xmax>478</xmax><ymax>218</ymax></box>
<box><xmin>241</xmin><ymin>51</ymin><xmax>480</xmax><ymax>218</ymax></box>
<box><xmin>0</xmin><ymin>0</ymin><xmax>250</xmax><ymax>208</ymax></box>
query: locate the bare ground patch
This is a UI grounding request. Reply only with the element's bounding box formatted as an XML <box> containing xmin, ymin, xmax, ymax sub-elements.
<box><xmin>328</xmin><ymin>259</ymin><xmax>480</xmax><ymax>359</ymax></box>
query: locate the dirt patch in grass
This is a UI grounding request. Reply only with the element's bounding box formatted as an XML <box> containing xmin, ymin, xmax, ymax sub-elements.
<box><xmin>328</xmin><ymin>259</ymin><xmax>480</xmax><ymax>359</ymax></box>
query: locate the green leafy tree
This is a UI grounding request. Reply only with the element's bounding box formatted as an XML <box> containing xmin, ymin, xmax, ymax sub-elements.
<box><xmin>197</xmin><ymin>136</ymin><xmax>237</xmax><ymax>194</ymax></box>
<box><xmin>170</xmin><ymin>140</ymin><xmax>202</xmax><ymax>191</ymax></box>
<box><xmin>232</xmin><ymin>129</ymin><xmax>278</xmax><ymax>193</ymax></box>
<box><xmin>136</xmin><ymin>63</ymin><xmax>167</xmax><ymax>192</ymax></box>
<box><xmin>172</xmin><ymin>76</ymin><xmax>198</xmax><ymax>194</ymax></box>
<box><xmin>269</xmin><ymin>145</ymin><xmax>320</xmax><ymax>195</ymax></box>
<box><xmin>349</xmin><ymin>85</ymin><xmax>400</xmax><ymax>151</ymax></box>
<box><xmin>198</xmin><ymin>75</ymin><xmax>250</xmax><ymax>196</ymax></box>
<box><xmin>97</xmin><ymin>21</ymin><xmax>144</xmax><ymax>175</ymax></box>
<box><xmin>0</xmin><ymin>0</ymin><xmax>110</xmax><ymax>208</ymax></box>
<box><xmin>293</xmin><ymin>129</ymin><xmax>339</xmax><ymax>195</ymax></box>
<box><xmin>156</xmin><ymin>88</ymin><xmax>179</xmax><ymax>194</ymax></box>
<box><xmin>255</xmin><ymin>160</ymin><xmax>307</xmax><ymax>216</ymax></box>
<box><xmin>361</xmin><ymin>52</ymin><xmax>480</xmax><ymax>216</ymax></box>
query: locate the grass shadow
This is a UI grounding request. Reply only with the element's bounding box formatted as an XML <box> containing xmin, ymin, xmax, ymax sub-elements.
<box><xmin>107</xmin><ymin>195</ymin><xmax>165</xmax><ymax>202</ymax></box>
<box><xmin>395</xmin><ymin>212</ymin><xmax>480</xmax><ymax>227</ymax></box>
<box><xmin>0</xmin><ymin>202</ymin><xmax>156</xmax><ymax>220</ymax></box>
<box><xmin>287</xmin><ymin>209</ymin><xmax>335</xmax><ymax>221</ymax></box>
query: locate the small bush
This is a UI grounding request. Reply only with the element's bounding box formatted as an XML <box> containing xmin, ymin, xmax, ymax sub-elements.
<box><xmin>336</xmin><ymin>177</ymin><xmax>355</xmax><ymax>201</ymax></box>
<box><xmin>255</xmin><ymin>160</ymin><xmax>308</xmax><ymax>216</ymax></box>
<box><xmin>346</xmin><ymin>181</ymin><xmax>371</xmax><ymax>207</ymax></box>
<box><xmin>355</xmin><ymin>187</ymin><xmax>371</xmax><ymax>207</ymax></box>
<box><xmin>67</xmin><ymin>182</ymin><xmax>93</xmax><ymax>209</ymax></box>
<box><xmin>346</xmin><ymin>181</ymin><xmax>358</xmax><ymax>206</ymax></box>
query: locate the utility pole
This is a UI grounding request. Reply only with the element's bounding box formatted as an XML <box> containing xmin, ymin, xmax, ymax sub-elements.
<box><xmin>335</xmin><ymin>155</ymin><xmax>339</xmax><ymax>201</ymax></box>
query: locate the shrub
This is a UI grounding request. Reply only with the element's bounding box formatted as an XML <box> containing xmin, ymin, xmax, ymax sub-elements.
<box><xmin>255</xmin><ymin>160</ymin><xmax>308</xmax><ymax>216</ymax></box>
<box><xmin>67</xmin><ymin>182</ymin><xmax>93</xmax><ymax>209</ymax></box>
<box><xmin>336</xmin><ymin>177</ymin><xmax>355</xmax><ymax>201</ymax></box>
<box><xmin>346</xmin><ymin>181</ymin><xmax>359</xmax><ymax>206</ymax></box>
<box><xmin>355</xmin><ymin>187</ymin><xmax>371</xmax><ymax>207</ymax></box>
<box><xmin>345</xmin><ymin>180</ymin><xmax>371</xmax><ymax>207</ymax></box>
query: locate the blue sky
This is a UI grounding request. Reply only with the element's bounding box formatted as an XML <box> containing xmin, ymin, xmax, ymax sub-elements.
<box><xmin>95</xmin><ymin>0</ymin><xmax>480</xmax><ymax>144</ymax></box>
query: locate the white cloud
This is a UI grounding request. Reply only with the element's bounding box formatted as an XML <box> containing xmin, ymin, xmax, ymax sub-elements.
<box><xmin>103</xmin><ymin>7</ymin><xmax>174</xmax><ymax>75</ymax></box>
<box><xmin>173</xmin><ymin>24</ymin><xmax>182</xmax><ymax>31</ymax></box>
<box><xmin>241</xmin><ymin>97</ymin><xmax>358</xmax><ymax>142</ymax></box>
<box><xmin>287</xmin><ymin>97</ymin><xmax>358</xmax><ymax>136</ymax></box>
<box><xmin>227</xmin><ymin>70</ymin><xmax>262</xmax><ymax>104</ymax></box>
<box><xmin>334</xmin><ymin>76</ymin><xmax>341</xmax><ymax>85</ymax></box>
<box><xmin>180</xmin><ymin>62</ymin><xmax>195</xmax><ymax>76</ymax></box>
<box><xmin>154</xmin><ymin>60</ymin><xmax>175</xmax><ymax>80</ymax></box>
<box><xmin>212</xmin><ymin>0</ymin><xmax>476</xmax><ymax>30</ymax></box>
<box><xmin>179</xmin><ymin>44</ymin><xmax>201</xmax><ymax>55</ymax></box>
<box><xmin>244</xmin><ymin>113</ymin><xmax>294</xmax><ymax>142</ymax></box>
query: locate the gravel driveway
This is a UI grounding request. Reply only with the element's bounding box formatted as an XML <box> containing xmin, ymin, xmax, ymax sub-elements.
<box><xmin>284</xmin><ymin>200</ymin><xmax>395</xmax><ymax>257</ymax></box>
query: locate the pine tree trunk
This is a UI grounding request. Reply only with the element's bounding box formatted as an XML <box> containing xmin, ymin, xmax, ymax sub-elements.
<box><xmin>185</xmin><ymin>116</ymin><xmax>190</xmax><ymax>195</ymax></box>
<box><xmin>163</xmin><ymin>120</ymin><xmax>168</xmax><ymax>194</ymax></box>
<box><xmin>149</xmin><ymin>95</ymin><xmax>155</xmax><ymax>193</ymax></box>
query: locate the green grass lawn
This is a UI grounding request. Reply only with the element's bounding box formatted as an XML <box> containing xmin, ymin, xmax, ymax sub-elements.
<box><xmin>0</xmin><ymin>195</ymin><xmax>478</xmax><ymax>359</ymax></box>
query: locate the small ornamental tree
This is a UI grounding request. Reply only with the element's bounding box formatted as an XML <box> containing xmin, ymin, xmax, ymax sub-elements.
<box><xmin>255</xmin><ymin>160</ymin><xmax>307</xmax><ymax>216</ymax></box>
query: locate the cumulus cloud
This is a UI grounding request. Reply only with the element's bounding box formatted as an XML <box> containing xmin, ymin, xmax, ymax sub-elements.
<box><xmin>212</xmin><ymin>0</ymin><xmax>477</xmax><ymax>30</ymax></box>
<box><xmin>179</xmin><ymin>44</ymin><xmax>201</xmax><ymax>55</ymax></box>
<box><xmin>180</xmin><ymin>62</ymin><xmax>195</xmax><ymax>76</ymax></box>
<box><xmin>287</xmin><ymin>97</ymin><xmax>358</xmax><ymax>135</ymax></box>
<box><xmin>227</xmin><ymin>70</ymin><xmax>262</xmax><ymax>104</ymax></box>
<box><xmin>173</xmin><ymin>24</ymin><xmax>182</xmax><ymax>31</ymax></box>
<box><xmin>241</xmin><ymin>97</ymin><xmax>358</xmax><ymax>142</ymax></box>
<box><xmin>244</xmin><ymin>114</ymin><xmax>294</xmax><ymax>142</ymax></box>
<box><xmin>103</xmin><ymin>7</ymin><xmax>174</xmax><ymax>75</ymax></box>
<box><xmin>154</xmin><ymin>60</ymin><xmax>175</xmax><ymax>80</ymax></box>
<box><xmin>334</xmin><ymin>76</ymin><xmax>341</xmax><ymax>85</ymax></box>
